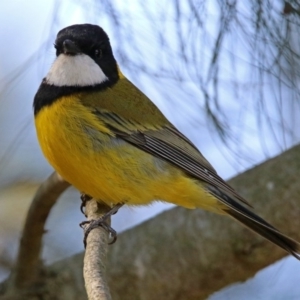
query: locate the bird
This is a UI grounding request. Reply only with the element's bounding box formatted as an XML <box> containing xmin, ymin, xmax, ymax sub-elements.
<box><xmin>33</xmin><ymin>23</ymin><xmax>300</xmax><ymax>258</ymax></box>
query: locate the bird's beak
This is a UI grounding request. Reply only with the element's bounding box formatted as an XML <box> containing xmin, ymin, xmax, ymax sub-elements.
<box><xmin>62</xmin><ymin>39</ymin><xmax>81</xmax><ymax>55</ymax></box>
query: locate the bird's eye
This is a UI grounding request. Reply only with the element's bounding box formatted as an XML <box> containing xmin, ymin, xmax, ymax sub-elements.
<box><xmin>95</xmin><ymin>49</ymin><xmax>102</xmax><ymax>58</ymax></box>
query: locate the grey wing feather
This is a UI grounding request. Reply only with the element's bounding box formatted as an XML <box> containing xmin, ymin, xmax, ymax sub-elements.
<box><xmin>91</xmin><ymin>106</ymin><xmax>300</xmax><ymax>259</ymax></box>
<box><xmin>93</xmin><ymin>109</ymin><xmax>251</xmax><ymax>207</ymax></box>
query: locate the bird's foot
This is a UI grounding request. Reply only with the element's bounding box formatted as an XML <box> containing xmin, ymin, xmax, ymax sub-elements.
<box><xmin>80</xmin><ymin>193</ymin><xmax>93</xmax><ymax>216</ymax></box>
<box><xmin>80</xmin><ymin>203</ymin><xmax>124</xmax><ymax>247</ymax></box>
<box><xmin>80</xmin><ymin>219</ymin><xmax>117</xmax><ymax>247</ymax></box>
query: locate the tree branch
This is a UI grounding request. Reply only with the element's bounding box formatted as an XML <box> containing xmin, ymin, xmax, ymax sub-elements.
<box><xmin>105</xmin><ymin>144</ymin><xmax>300</xmax><ymax>300</ymax></box>
<box><xmin>82</xmin><ymin>200</ymin><xmax>112</xmax><ymax>300</ymax></box>
<box><xmin>2</xmin><ymin>146</ymin><xmax>300</xmax><ymax>299</ymax></box>
<box><xmin>9</xmin><ymin>172</ymin><xmax>70</xmax><ymax>290</ymax></box>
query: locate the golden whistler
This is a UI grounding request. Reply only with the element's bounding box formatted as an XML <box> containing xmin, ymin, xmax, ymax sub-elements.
<box><xmin>34</xmin><ymin>24</ymin><xmax>300</xmax><ymax>258</ymax></box>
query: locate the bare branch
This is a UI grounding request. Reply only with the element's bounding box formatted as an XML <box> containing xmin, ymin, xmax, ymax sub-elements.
<box><xmin>29</xmin><ymin>144</ymin><xmax>300</xmax><ymax>300</ymax></box>
<box><xmin>82</xmin><ymin>200</ymin><xmax>112</xmax><ymax>300</ymax></box>
<box><xmin>9</xmin><ymin>172</ymin><xmax>70</xmax><ymax>290</ymax></box>
<box><xmin>105</xmin><ymin>144</ymin><xmax>300</xmax><ymax>300</ymax></box>
<box><xmin>1</xmin><ymin>145</ymin><xmax>300</xmax><ymax>299</ymax></box>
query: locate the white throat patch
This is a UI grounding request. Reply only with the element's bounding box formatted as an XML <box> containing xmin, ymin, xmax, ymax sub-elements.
<box><xmin>45</xmin><ymin>54</ymin><xmax>108</xmax><ymax>86</ymax></box>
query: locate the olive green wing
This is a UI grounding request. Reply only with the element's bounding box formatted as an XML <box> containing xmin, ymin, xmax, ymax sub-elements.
<box><xmin>81</xmin><ymin>78</ymin><xmax>300</xmax><ymax>258</ymax></box>
<box><xmin>91</xmin><ymin>107</ymin><xmax>300</xmax><ymax>259</ymax></box>
<box><xmin>90</xmin><ymin>107</ymin><xmax>250</xmax><ymax>207</ymax></box>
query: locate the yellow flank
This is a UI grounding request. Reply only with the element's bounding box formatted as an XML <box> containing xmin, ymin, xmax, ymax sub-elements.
<box><xmin>35</xmin><ymin>93</ymin><xmax>223</xmax><ymax>212</ymax></box>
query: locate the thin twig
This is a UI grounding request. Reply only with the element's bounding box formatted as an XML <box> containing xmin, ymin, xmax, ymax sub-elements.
<box><xmin>83</xmin><ymin>199</ymin><xmax>112</xmax><ymax>300</ymax></box>
<box><xmin>10</xmin><ymin>172</ymin><xmax>70</xmax><ymax>290</ymax></box>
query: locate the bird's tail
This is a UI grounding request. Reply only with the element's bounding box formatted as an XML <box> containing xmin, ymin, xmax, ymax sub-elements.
<box><xmin>208</xmin><ymin>186</ymin><xmax>300</xmax><ymax>260</ymax></box>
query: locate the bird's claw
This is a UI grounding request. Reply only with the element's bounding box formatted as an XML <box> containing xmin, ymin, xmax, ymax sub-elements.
<box><xmin>79</xmin><ymin>202</ymin><xmax>124</xmax><ymax>247</ymax></box>
<box><xmin>80</xmin><ymin>194</ymin><xmax>92</xmax><ymax>216</ymax></box>
<box><xmin>80</xmin><ymin>218</ymin><xmax>117</xmax><ymax>247</ymax></box>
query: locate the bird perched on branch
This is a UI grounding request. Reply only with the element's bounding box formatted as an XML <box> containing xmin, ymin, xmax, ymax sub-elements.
<box><xmin>34</xmin><ymin>23</ymin><xmax>300</xmax><ymax>258</ymax></box>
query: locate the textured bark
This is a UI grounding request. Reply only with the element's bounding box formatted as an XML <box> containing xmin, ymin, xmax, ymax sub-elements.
<box><xmin>1</xmin><ymin>145</ymin><xmax>300</xmax><ymax>299</ymax></box>
<box><xmin>83</xmin><ymin>200</ymin><xmax>112</xmax><ymax>300</ymax></box>
<box><xmin>105</xmin><ymin>144</ymin><xmax>300</xmax><ymax>300</ymax></box>
<box><xmin>9</xmin><ymin>172</ymin><xmax>70</xmax><ymax>290</ymax></box>
<box><xmin>47</xmin><ymin>144</ymin><xmax>300</xmax><ymax>300</ymax></box>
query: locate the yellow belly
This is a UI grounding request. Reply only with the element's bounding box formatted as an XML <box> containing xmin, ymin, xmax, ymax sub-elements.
<box><xmin>35</xmin><ymin>95</ymin><xmax>221</xmax><ymax>211</ymax></box>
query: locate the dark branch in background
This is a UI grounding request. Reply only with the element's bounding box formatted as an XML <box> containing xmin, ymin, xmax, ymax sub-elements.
<box><xmin>106</xmin><ymin>144</ymin><xmax>300</xmax><ymax>300</ymax></box>
<box><xmin>1</xmin><ymin>174</ymin><xmax>112</xmax><ymax>299</ymax></box>
<box><xmin>36</xmin><ymin>144</ymin><xmax>300</xmax><ymax>300</ymax></box>
<box><xmin>8</xmin><ymin>172</ymin><xmax>70</xmax><ymax>291</ymax></box>
<box><xmin>283</xmin><ymin>2</ymin><xmax>300</xmax><ymax>16</ymax></box>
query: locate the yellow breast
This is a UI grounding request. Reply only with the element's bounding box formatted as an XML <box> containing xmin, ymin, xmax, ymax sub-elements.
<box><xmin>35</xmin><ymin>94</ymin><xmax>220</xmax><ymax>211</ymax></box>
